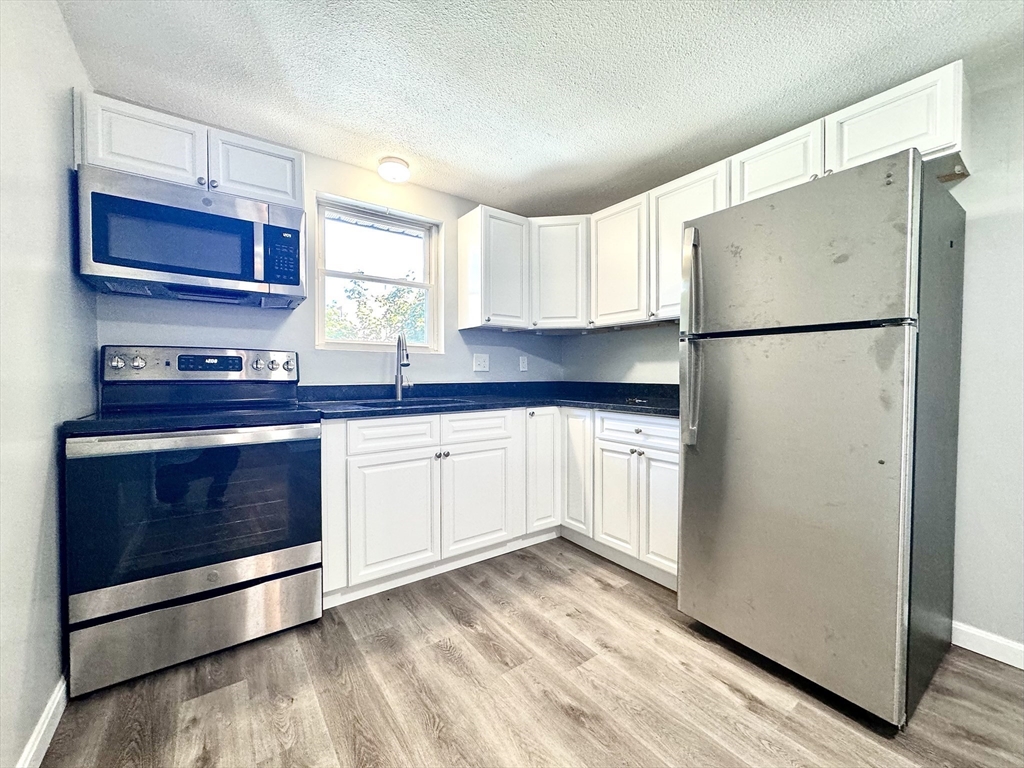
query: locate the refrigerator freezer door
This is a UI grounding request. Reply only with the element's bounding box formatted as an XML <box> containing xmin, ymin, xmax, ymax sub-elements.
<box><xmin>678</xmin><ymin>325</ymin><xmax>915</xmax><ymax>724</ymax></box>
<box><xmin>687</xmin><ymin>150</ymin><xmax>921</xmax><ymax>335</ymax></box>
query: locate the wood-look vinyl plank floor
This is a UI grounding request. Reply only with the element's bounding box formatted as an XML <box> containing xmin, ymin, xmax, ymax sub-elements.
<box><xmin>42</xmin><ymin>538</ymin><xmax>1024</xmax><ymax>768</ymax></box>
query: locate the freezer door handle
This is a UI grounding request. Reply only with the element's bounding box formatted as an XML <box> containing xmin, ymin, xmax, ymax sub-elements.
<box><xmin>681</xmin><ymin>226</ymin><xmax>699</xmax><ymax>336</ymax></box>
<box><xmin>680</xmin><ymin>337</ymin><xmax>700</xmax><ymax>445</ymax></box>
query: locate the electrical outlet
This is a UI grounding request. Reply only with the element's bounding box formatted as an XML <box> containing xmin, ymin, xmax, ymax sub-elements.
<box><xmin>472</xmin><ymin>353</ymin><xmax>489</xmax><ymax>372</ymax></box>
<box><xmin>519</xmin><ymin>356</ymin><xmax>528</xmax><ymax>372</ymax></box>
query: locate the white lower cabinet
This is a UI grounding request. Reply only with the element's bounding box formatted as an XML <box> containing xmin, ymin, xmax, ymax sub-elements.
<box><xmin>561</xmin><ymin>408</ymin><xmax>593</xmax><ymax>536</ymax></box>
<box><xmin>526</xmin><ymin>407</ymin><xmax>562</xmax><ymax>531</ymax></box>
<box><xmin>593</xmin><ymin>439</ymin><xmax>639</xmax><ymax>556</ymax></box>
<box><xmin>638</xmin><ymin>447</ymin><xmax>680</xmax><ymax>574</ymax></box>
<box><xmin>442</xmin><ymin>439</ymin><xmax>525</xmax><ymax>557</ymax></box>
<box><xmin>348</xmin><ymin>446</ymin><xmax>442</xmax><ymax>585</ymax></box>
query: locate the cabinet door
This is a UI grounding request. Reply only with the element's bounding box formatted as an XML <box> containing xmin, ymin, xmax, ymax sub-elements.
<box><xmin>638</xmin><ymin>448</ymin><xmax>679</xmax><ymax>575</ymax></box>
<box><xmin>482</xmin><ymin>207</ymin><xmax>530</xmax><ymax>328</ymax></box>
<box><xmin>208</xmin><ymin>129</ymin><xmax>305</xmax><ymax>208</ymax></box>
<box><xmin>731</xmin><ymin>120</ymin><xmax>824</xmax><ymax>205</ymax></box>
<box><xmin>562</xmin><ymin>408</ymin><xmax>593</xmax><ymax>536</ymax></box>
<box><xmin>530</xmin><ymin>216</ymin><xmax>589</xmax><ymax>328</ymax></box>
<box><xmin>526</xmin><ymin>408</ymin><xmax>562</xmax><ymax>531</ymax></box>
<box><xmin>441</xmin><ymin>439</ymin><xmax>525</xmax><ymax>557</ymax></box>
<box><xmin>590</xmin><ymin>193</ymin><xmax>649</xmax><ymax>326</ymax></box>
<box><xmin>81</xmin><ymin>92</ymin><xmax>208</xmax><ymax>188</ymax></box>
<box><xmin>825</xmin><ymin>61</ymin><xmax>964</xmax><ymax>173</ymax></box>
<box><xmin>649</xmin><ymin>161</ymin><xmax>729</xmax><ymax>319</ymax></box>
<box><xmin>321</xmin><ymin>420</ymin><xmax>348</xmax><ymax>592</ymax></box>
<box><xmin>348</xmin><ymin>446</ymin><xmax>441</xmax><ymax>584</ymax></box>
<box><xmin>593</xmin><ymin>439</ymin><xmax>638</xmax><ymax>556</ymax></box>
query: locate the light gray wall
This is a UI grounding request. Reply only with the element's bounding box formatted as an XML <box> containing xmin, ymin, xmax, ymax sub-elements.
<box><xmin>0</xmin><ymin>2</ymin><xmax>96</xmax><ymax>765</ymax></box>
<box><xmin>948</xmin><ymin>68</ymin><xmax>1024</xmax><ymax>646</ymax></box>
<box><xmin>95</xmin><ymin>151</ymin><xmax>564</xmax><ymax>384</ymax></box>
<box><xmin>561</xmin><ymin>60</ymin><xmax>1024</xmax><ymax>648</ymax></box>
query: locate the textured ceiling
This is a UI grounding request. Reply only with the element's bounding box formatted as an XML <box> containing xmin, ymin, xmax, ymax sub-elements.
<box><xmin>57</xmin><ymin>0</ymin><xmax>1023</xmax><ymax>216</ymax></box>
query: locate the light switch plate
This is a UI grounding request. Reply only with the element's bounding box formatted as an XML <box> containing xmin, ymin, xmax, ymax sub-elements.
<box><xmin>472</xmin><ymin>353</ymin><xmax>489</xmax><ymax>372</ymax></box>
<box><xmin>519</xmin><ymin>356</ymin><xmax>528</xmax><ymax>372</ymax></box>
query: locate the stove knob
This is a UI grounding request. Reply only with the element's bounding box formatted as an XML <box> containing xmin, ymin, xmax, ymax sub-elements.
<box><xmin>109</xmin><ymin>355</ymin><xmax>126</xmax><ymax>370</ymax></box>
<box><xmin>267</xmin><ymin>359</ymin><xmax>280</xmax><ymax>371</ymax></box>
<box><xmin>251</xmin><ymin>357</ymin><xmax>266</xmax><ymax>371</ymax></box>
<box><xmin>282</xmin><ymin>359</ymin><xmax>295</xmax><ymax>372</ymax></box>
<box><xmin>130</xmin><ymin>355</ymin><xmax>146</xmax><ymax>370</ymax></box>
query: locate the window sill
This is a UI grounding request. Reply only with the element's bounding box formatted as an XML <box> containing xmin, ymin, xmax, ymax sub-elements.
<box><xmin>316</xmin><ymin>340</ymin><xmax>442</xmax><ymax>354</ymax></box>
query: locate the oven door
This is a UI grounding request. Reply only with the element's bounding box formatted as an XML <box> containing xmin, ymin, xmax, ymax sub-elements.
<box><xmin>64</xmin><ymin>423</ymin><xmax>321</xmax><ymax>623</ymax></box>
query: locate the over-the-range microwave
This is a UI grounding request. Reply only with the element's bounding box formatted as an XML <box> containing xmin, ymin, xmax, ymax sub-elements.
<box><xmin>77</xmin><ymin>165</ymin><xmax>306</xmax><ymax>308</ymax></box>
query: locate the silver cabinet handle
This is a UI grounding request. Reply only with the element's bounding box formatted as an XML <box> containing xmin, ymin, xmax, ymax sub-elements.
<box><xmin>637</xmin><ymin>450</ymin><xmax>645</xmax><ymax>457</ymax></box>
<box><xmin>634</xmin><ymin>427</ymin><xmax>642</xmax><ymax>434</ymax></box>
<box><xmin>588</xmin><ymin>320</ymin><xmax>595</xmax><ymax>325</ymax></box>
<box><xmin>528</xmin><ymin>411</ymin><xmax>535</xmax><ymax>417</ymax></box>
<box><xmin>197</xmin><ymin>176</ymin><xmax>206</xmax><ymax>185</ymax></box>
<box><xmin>434</xmin><ymin>452</ymin><xmax>442</xmax><ymax>459</ymax></box>
<box><xmin>824</xmin><ymin>169</ymin><xmax>833</xmax><ymax>176</ymax></box>
<box><xmin>649</xmin><ymin>312</ymin><xmax>655</xmax><ymax>318</ymax></box>
<box><xmin>210</xmin><ymin>179</ymin><xmax>220</xmax><ymax>188</ymax></box>
<box><xmin>484</xmin><ymin>316</ymin><xmax>491</xmax><ymax>323</ymax></box>
<box><xmin>809</xmin><ymin>173</ymin><xmax>819</xmax><ymax>180</ymax></box>
<box><xmin>442</xmin><ymin>451</ymin><xmax>451</xmax><ymax>458</ymax></box>
<box><xmin>532</xmin><ymin>321</ymin><xmax>538</xmax><ymax>326</ymax></box>
<box><xmin>629</xmin><ymin>448</ymin><xmax>637</xmax><ymax>455</ymax></box>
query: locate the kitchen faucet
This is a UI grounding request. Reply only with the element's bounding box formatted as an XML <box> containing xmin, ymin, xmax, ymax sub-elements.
<box><xmin>395</xmin><ymin>332</ymin><xmax>411</xmax><ymax>400</ymax></box>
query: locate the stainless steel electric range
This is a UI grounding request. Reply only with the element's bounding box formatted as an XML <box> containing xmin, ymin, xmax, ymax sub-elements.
<box><xmin>62</xmin><ymin>346</ymin><xmax>322</xmax><ymax>697</ymax></box>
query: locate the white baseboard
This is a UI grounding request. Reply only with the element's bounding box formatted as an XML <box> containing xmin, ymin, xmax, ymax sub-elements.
<box><xmin>16</xmin><ymin>677</ymin><xmax>66</xmax><ymax>768</ymax></box>
<box><xmin>323</xmin><ymin>528</ymin><xmax>559</xmax><ymax>609</ymax></box>
<box><xmin>559</xmin><ymin>527</ymin><xmax>676</xmax><ymax>590</ymax></box>
<box><xmin>952</xmin><ymin>620</ymin><xmax>1024</xmax><ymax>669</ymax></box>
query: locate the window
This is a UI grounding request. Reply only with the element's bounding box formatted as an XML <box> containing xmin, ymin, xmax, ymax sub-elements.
<box><xmin>317</xmin><ymin>199</ymin><xmax>440</xmax><ymax>351</ymax></box>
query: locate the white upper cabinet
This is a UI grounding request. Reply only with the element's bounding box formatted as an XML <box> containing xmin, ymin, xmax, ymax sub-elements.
<box><xmin>648</xmin><ymin>161</ymin><xmax>729</xmax><ymax>319</ymax></box>
<box><xmin>590</xmin><ymin>192</ymin><xmax>649</xmax><ymax>327</ymax></box>
<box><xmin>731</xmin><ymin>120</ymin><xmax>825</xmax><ymax>205</ymax></box>
<box><xmin>530</xmin><ymin>216</ymin><xmax>589</xmax><ymax>329</ymax></box>
<box><xmin>825</xmin><ymin>60</ymin><xmax>967</xmax><ymax>176</ymax></box>
<box><xmin>208</xmin><ymin>129</ymin><xmax>305</xmax><ymax>208</ymax></box>
<box><xmin>458</xmin><ymin>206</ymin><xmax>530</xmax><ymax>329</ymax></box>
<box><xmin>77</xmin><ymin>92</ymin><xmax>305</xmax><ymax>208</ymax></box>
<box><xmin>81</xmin><ymin>92</ymin><xmax>208</xmax><ymax>188</ymax></box>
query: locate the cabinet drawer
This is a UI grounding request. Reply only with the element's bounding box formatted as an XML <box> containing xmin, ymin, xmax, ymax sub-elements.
<box><xmin>595</xmin><ymin>412</ymin><xmax>680</xmax><ymax>452</ymax></box>
<box><xmin>347</xmin><ymin>415</ymin><xmax>440</xmax><ymax>455</ymax></box>
<box><xmin>441</xmin><ymin>409</ymin><xmax>522</xmax><ymax>444</ymax></box>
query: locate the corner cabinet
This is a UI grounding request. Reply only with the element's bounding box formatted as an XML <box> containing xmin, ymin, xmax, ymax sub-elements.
<box><xmin>648</xmin><ymin>161</ymin><xmax>729</xmax><ymax>319</ymax></box>
<box><xmin>458</xmin><ymin>206</ymin><xmax>530</xmax><ymax>329</ymax></box>
<box><xmin>78</xmin><ymin>91</ymin><xmax>305</xmax><ymax>208</ymax></box>
<box><xmin>530</xmin><ymin>216</ymin><xmax>589</xmax><ymax>328</ymax></box>
<box><xmin>590</xmin><ymin>192</ymin><xmax>649</xmax><ymax>327</ymax></box>
<box><xmin>731</xmin><ymin>120</ymin><xmax>825</xmax><ymax>205</ymax></box>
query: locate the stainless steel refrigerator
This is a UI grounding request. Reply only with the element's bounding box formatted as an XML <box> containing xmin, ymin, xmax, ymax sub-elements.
<box><xmin>676</xmin><ymin>149</ymin><xmax>965</xmax><ymax>726</ymax></box>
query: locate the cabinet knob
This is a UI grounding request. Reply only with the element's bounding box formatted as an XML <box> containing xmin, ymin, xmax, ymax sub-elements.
<box><xmin>434</xmin><ymin>452</ymin><xmax>442</xmax><ymax>459</ymax></box>
<box><xmin>442</xmin><ymin>451</ymin><xmax>451</xmax><ymax>458</ymax></box>
<box><xmin>649</xmin><ymin>312</ymin><xmax>655</xmax><ymax>318</ymax></box>
<box><xmin>484</xmin><ymin>317</ymin><xmax>491</xmax><ymax>323</ymax></box>
<box><xmin>634</xmin><ymin>427</ymin><xmax>642</xmax><ymax>434</ymax></box>
<box><xmin>528</xmin><ymin>411</ymin><xmax>535</xmax><ymax>417</ymax></box>
<box><xmin>629</xmin><ymin>448</ymin><xmax>637</xmax><ymax>455</ymax></box>
<box><xmin>209</xmin><ymin>179</ymin><xmax>220</xmax><ymax>188</ymax></box>
<box><xmin>533</xmin><ymin>321</ymin><xmax>539</xmax><ymax>326</ymax></box>
<box><xmin>637</xmin><ymin>450</ymin><xmax>645</xmax><ymax>457</ymax></box>
<box><xmin>197</xmin><ymin>176</ymin><xmax>206</xmax><ymax>185</ymax></box>
<box><xmin>588</xmin><ymin>321</ymin><xmax>595</xmax><ymax>326</ymax></box>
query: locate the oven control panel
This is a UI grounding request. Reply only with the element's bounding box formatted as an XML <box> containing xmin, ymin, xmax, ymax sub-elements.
<box><xmin>102</xmin><ymin>346</ymin><xmax>298</xmax><ymax>382</ymax></box>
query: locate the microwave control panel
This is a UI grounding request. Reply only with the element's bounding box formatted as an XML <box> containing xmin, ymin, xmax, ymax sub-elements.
<box><xmin>263</xmin><ymin>226</ymin><xmax>302</xmax><ymax>286</ymax></box>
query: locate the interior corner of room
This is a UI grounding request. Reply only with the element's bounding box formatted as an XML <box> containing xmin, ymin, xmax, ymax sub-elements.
<box><xmin>1</xmin><ymin>1</ymin><xmax>1022</xmax><ymax>767</ymax></box>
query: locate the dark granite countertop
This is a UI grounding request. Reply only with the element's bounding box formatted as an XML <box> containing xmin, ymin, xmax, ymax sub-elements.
<box><xmin>62</xmin><ymin>382</ymin><xmax>679</xmax><ymax>437</ymax></box>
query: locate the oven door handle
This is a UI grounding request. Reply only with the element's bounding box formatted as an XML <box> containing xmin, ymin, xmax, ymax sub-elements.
<box><xmin>66</xmin><ymin>423</ymin><xmax>321</xmax><ymax>458</ymax></box>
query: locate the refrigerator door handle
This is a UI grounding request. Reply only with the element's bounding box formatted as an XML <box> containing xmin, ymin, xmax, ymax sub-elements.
<box><xmin>680</xmin><ymin>226</ymin><xmax>701</xmax><ymax>446</ymax></box>
<box><xmin>679</xmin><ymin>337</ymin><xmax>700</xmax><ymax>445</ymax></box>
<box><xmin>681</xmin><ymin>226</ymin><xmax>699</xmax><ymax>336</ymax></box>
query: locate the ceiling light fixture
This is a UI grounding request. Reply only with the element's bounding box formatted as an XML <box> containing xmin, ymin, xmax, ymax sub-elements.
<box><xmin>378</xmin><ymin>156</ymin><xmax>410</xmax><ymax>183</ymax></box>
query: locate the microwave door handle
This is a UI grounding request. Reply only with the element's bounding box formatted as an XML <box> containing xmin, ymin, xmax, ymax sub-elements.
<box><xmin>253</xmin><ymin>223</ymin><xmax>264</xmax><ymax>282</ymax></box>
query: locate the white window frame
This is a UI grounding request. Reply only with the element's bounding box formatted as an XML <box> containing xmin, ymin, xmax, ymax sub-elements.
<box><xmin>315</xmin><ymin>194</ymin><xmax>442</xmax><ymax>353</ymax></box>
